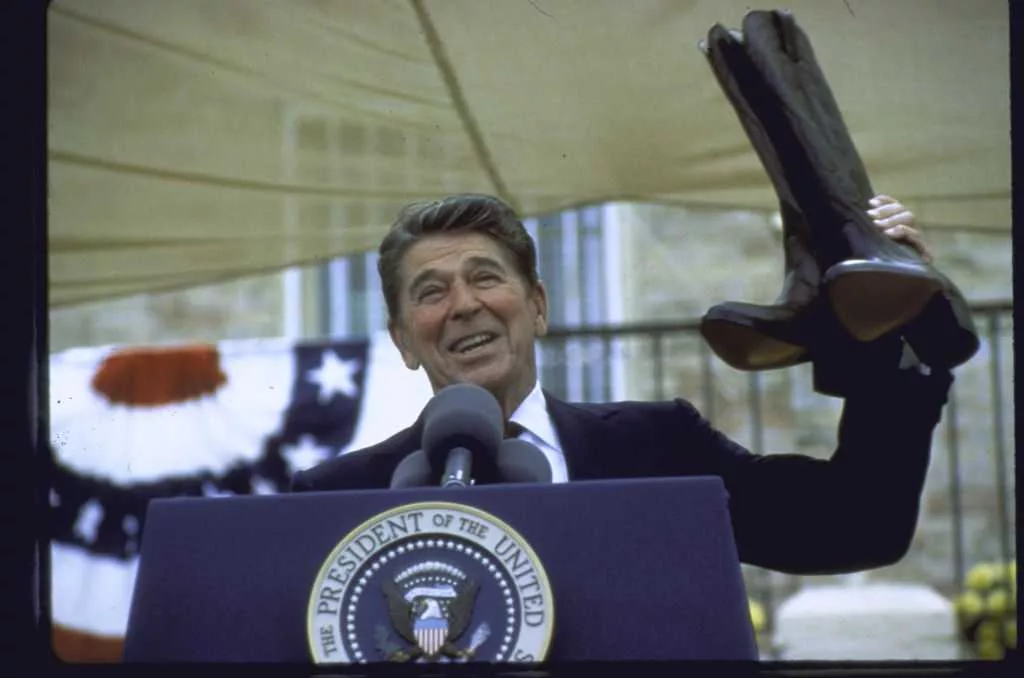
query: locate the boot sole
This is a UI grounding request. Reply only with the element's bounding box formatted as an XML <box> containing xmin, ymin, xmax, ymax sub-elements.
<box><xmin>700</xmin><ymin>306</ymin><xmax>809</xmax><ymax>370</ymax></box>
<box><xmin>824</xmin><ymin>260</ymin><xmax>942</xmax><ymax>341</ymax></box>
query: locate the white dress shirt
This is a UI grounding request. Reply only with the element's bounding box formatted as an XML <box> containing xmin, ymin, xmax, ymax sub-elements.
<box><xmin>507</xmin><ymin>382</ymin><xmax>569</xmax><ymax>483</ymax></box>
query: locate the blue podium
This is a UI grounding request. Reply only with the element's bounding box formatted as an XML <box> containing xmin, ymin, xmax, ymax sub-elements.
<box><xmin>123</xmin><ymin>476</ymin><xmax>758</xmax><ymax>663</ymax></box>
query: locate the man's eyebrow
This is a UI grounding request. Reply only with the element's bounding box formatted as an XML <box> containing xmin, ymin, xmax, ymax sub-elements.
<box><xmin>464</xmin><ymin>255</ymin><xmax>507</xmax><ymax>272</ymax></box>
<box><xmin>408</xmin><ymin>269</ymin><xmax>442</xmax><ymax>295</ymax></box>
<box><xmin>407</xmin><ymin>256</ymin><xmax>507</xmax><ymax>294</ymax></box>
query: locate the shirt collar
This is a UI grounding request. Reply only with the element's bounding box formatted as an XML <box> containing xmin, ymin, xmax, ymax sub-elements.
<box><xmin>508</xmin><ymin>381</ymin><xmax>559</xmax><ymax>450</ymax></box>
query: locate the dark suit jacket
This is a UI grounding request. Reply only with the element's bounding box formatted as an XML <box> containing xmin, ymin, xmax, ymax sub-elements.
<box><xmin>292</xmin><ymin>366</ymin><xmax>952</xmax><ymax>576</ymax></box>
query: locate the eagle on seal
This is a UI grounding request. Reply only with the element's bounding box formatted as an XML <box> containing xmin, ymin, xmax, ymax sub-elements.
<box><xmin>381</xmin><ymin>577</ymin><xmax>480</xmax><ymax>662</ymax></box>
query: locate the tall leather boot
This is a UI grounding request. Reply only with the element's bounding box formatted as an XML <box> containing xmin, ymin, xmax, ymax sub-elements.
<box><xmin>737</xmin><ymin>9</ymin><xmax>979</xmax><ymax>369</ymax></box>
<box><xmin>697</xmin><ymin>25</ymin><xmax>819</xmax><ymax>371</ymax></box>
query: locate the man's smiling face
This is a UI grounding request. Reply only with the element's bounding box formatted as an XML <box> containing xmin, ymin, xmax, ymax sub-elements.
<box><xmin>388</xmin><ymin>232</ymin><xmax>548</xmax><ymax>414</ymax></box>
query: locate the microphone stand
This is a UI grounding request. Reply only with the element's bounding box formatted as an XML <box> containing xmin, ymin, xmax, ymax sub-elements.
<box><xmin>441</xmin><ymin>448</ymin><xmax>472</xmax><ymax>488</ymax></box>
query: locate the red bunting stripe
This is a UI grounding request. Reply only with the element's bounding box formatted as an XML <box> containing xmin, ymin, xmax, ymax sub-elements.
<box><xmin>90</xmin><ymin>345</ymin><xmax>227</xmax><ymax>407</ymax></box>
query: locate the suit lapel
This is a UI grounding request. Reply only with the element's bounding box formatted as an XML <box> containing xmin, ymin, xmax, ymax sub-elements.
<box><xmin>401</xmin><ymin>413</ymin><xmax>426</xmax><ymax>454</ymax></box>
<box><xmin>543</xmin><ymin>390</ymin><xmax>612</xmax><ymax>480</ymax></box>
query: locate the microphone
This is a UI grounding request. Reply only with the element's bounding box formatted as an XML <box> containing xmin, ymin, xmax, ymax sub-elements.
<box><xmin>496</xmin><ymin>439</ymin><xmax>553</xmax><ymax>484</ymax></box>
<box><xmin>421</xmin><ymin>383</ymin><xmax>503</xmax><ymax>488</ymax></box>
<box><xmin>389</xmin><ymin>450</ymin><xmax>433</xmax><ymax>489</ymax></box>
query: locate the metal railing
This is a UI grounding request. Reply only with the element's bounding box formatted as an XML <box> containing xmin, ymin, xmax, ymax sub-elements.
<box><xmin>537</xmin><ymin>299</ymin><xmax>1014</xmax><ymax>656</ymax></box>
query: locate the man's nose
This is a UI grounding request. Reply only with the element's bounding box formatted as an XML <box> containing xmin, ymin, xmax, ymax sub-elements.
<box><xmin>449</xmin><ymin>280</ymin><xmax>482</xmax><ymax>318</ymax></box>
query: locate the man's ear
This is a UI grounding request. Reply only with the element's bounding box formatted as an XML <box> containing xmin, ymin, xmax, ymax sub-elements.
<box><xmin>532</xmin><ymin>280</ymin><xmax>550</xmax><ymax>338</ymax></box>
<box><xmin>388</xmin><ymin>319</ymin><xmax>420</xmax><ymax>370</ymax></box>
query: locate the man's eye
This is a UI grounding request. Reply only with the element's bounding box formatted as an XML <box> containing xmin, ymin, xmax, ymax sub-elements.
<box><xmin>475</xmin><ymin>272</ymin><xmax>499</xmax><ymax>284</ymax></box>
<box><xmin>417</xmin><ymin>287</ymin><xmax>443</xmax><ymax>301</ymax></box>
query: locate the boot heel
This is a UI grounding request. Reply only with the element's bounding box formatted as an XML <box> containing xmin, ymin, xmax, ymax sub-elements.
<box><xmin>901</xmin><ymin>289</ymin><xmax>980</xmax><ymax>370</ymax></box>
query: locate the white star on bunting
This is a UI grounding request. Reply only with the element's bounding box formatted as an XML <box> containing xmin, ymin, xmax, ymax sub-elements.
<box><xmin>74</xmin><ymin>499</ymin><xmax>104</xmax><ymax>545</ymax></box>
<box><xmin>251</xmin><ymin>476</ymin><xmax>277</xmax><ymax>495</ymax></box>
<box><xmin>306</xmin><ymin>350</ymin><xmax>361</xmax><ymax>404</ymax></box>
<box><xmin>281</xmin><ymin>435</ymin><xmax>334</xmax><ymax>475</ymax></box>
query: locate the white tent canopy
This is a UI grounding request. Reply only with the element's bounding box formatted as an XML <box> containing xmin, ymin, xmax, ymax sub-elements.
<box><xmin>47</xmin><ymin>0</ymin><xmax>1011</xmax><ymax>308</ymax></box>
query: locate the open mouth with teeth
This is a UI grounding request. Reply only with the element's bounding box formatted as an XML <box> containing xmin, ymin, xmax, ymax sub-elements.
<box><xmin>448</xmin><ymin>332</ymin><xmax>499</xmax><ymax>355</ymax></box>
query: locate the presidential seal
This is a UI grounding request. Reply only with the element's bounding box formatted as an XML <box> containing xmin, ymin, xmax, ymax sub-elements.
<box><xmin>307</xmin><ymin>502</ymin><xmax>554</xmax><ymax>664</ymax></box>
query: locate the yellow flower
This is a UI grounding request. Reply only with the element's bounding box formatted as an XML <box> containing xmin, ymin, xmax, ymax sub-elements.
<box><xmin>955</xmin><ymin>591</ymin><xmax>985</xmax><ymax>625</ymax></box>
<box><xmin>749</xmin><ymin>599</ymin><xmax>766</xmax><ymax>634</ymax></box>
<box><xmin>986</xmin><ymin>588</ymin><xmax>1012</xmax><ymax>617</ymax></box>
<box><xmin>966</xmin><ymin>562</ymin><xmax>998</xmax><ymax>592</ymax></box>
<box><xmin>976</xmin><ymin>619</ymin><xmax>1001</xmax><ymax>644</ymax></box>
<box><xmin>976</xmin><ymin>639</ymin><xmax>1005</xmax><ymax>660</ymax></box>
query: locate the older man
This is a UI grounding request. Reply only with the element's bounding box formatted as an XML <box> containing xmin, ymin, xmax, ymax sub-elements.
<box><xmin>291</xmin><ymin>193</ymin><xmax>952</xmax><ymax>576</ymax></box>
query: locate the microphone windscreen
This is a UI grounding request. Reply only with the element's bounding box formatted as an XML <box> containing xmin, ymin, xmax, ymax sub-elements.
<box><xmin>421</xmin><ymin>383</ymin><xmax>504</xmax><ymax>472</ymax></box>
<box><xmin>389</xmin><ymin>450</ymin><xmax>433</xmax><ymax>489</ymax></box>
<box><xmin>496</xmin><ymin>438</ymin><xmax>553</xmax><ymax>484</ymax></box>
